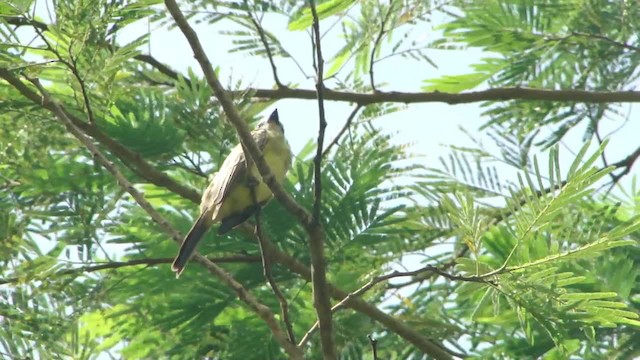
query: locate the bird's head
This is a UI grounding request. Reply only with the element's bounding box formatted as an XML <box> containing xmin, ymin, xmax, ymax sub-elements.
<box><xmin>259</xmin><ymin>109</ymin><xmax>285</xmax><ymax>135</ymax></box>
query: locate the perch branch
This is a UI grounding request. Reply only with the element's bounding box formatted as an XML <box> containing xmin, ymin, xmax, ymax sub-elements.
<box><xmin>308</xmin><ymin>0</ymin><xmax>337</xmax><ymax>358</ymax></box>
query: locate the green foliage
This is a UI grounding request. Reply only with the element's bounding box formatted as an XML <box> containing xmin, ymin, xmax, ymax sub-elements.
<box><xmin>420</xmin><ymin>141</ymin><xmax>640</xmax><ymax>358</ymax></box>
<box><xmin>100</xmin><ymin>91</ymin><xmax>186</xmax><ymax>157</ymax></box>
<box><xmin>288</xmin><ymin>0</ymin><xmax>357</xmax><ymax>31</ymax></box>
<box><xmin>431</xmin><ymin>0</ymin><xmax>640</xmax><ymax>147</ymax></box>
<box><xmin>1</xmin><ymin>0</ymin><xmax>639</xmax><ymax>359</ymax></box>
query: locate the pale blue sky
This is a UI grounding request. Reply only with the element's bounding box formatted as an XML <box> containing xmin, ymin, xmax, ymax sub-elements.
<box><xmin>116</xmin><ymin>10</ymin><xmax>488</xmax><ymax>154</ymax></box>
<box><xmin>112</xmin><ymin>8</ymin><xmax>640</xmax><ymax>194</ymax></box>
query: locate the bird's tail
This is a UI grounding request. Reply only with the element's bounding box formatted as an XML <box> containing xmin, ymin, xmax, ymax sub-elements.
<box><xmin>172</xmin><ymin>214</ymin><xmax>210</xmax><ymax>277</ymax></box>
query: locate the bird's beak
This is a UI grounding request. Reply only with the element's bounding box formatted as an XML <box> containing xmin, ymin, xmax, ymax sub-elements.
<box><xmin>267</xmin><ymin>109</ymin><xmax>279</xmax><ymax>124</ymax></box>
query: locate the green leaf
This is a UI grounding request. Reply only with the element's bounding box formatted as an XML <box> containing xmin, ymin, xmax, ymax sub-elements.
<box><xmin>558</xmin><ymin>292</ymin><xmax>618</xmax><ymax>301</ymax></box>
<box><xmin>0</xmin><ymin>0</ymin><xmax>32</xmax><ymax>15</ymax></box>
<box><xmin>288</xmin><ymin>0</ymin><xmax>356</xmax><ymax>30</ymax></box>
<box><xmin>422</xmin><ymin>58</ymin><xmax>504</xmax><ymax>93</ymax></box>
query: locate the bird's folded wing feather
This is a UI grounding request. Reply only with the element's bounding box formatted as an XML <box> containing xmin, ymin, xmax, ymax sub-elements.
<box><xmin>208</xmin><ymin>129</ymin><xmax>270</xmax><ymax>214</ymax></box>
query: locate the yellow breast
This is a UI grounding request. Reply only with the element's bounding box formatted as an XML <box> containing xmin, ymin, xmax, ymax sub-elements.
<box><xmin>214</xmin><ymin>131</ymin><xmax>291</xmax><ymax>221</ymax></box>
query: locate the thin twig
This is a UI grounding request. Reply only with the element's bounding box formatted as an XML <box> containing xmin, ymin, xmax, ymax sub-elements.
<box><xmin>23</xmin><ymin>75</ymin><xmax>303</xmax><ymax>360</ymax></box>
<box><xmin>606</xmin><ymin>144</ymin><xmax>640</xmax><ymax>193</ymax></box>
<box><xmin>254</xmin><ymin>209</ymin><xmax>297</xmax><ymax>345</ymax></box>
<box><xmin>0</xmin><ymin>256</ymin><xmax>261</xmax><ymax>286</ymax></box>
<box><xmin>548</xmin><ymin>31</ymin><xmax>640</xmax><ymax>52</ymax></box>
<box><xmin>32</xmin><ymin>25</ymin><xmax>96</xmax><ymax>125</ymax></box>
<box><xmin>68</xmin><ymin>54</ymin><xmax>96</xmax><ymax>124</ymax></box>
<box><xmin>368</xmin><ymin>335</ymin><xmax>378</xmax><ymax>360</ymax></box>
<box><xmin>374</xmin><ymin>45</ymin><xmax>431</xmax><ymax>64</ymax></box>
<box><xmin>369</xmin><ymin>0</ymin><xmax>395</xmax><ymax>91</ymax></box>
<box><xmin>589</xmin><ymin>108</ymin><xmax>619</xmax><ymax>187</ymax></box>
<box><xmin>247</xmin><ymin>8</ymin><xmax>284</xmax><ymax>88</ymax></box>
<box><xmin>592</xmin><ymin>115</ymin><xmax>609</xmax><ymax>167</ymax></box>
<box><xmin>322</xmin><ymin>104</ymin><xmax>362</xmax><ymax>157</ymax></box>
<box><xmin>299</xmin><ymin>262</ymin><xmax>489</xmax><ymax>347</ymax></box>
<box><xmin>386</xmin><ymin>248</ymin><xmax>467</xmax><ymax>289</ymax></box>
<box><xmin>308</xmin><ymin>0</ymin><xmax>337</xmax><ymax>358</ymax></box>
<box><xmin>246</xmin><ymin>155</ymin><xmax>297</xmax><ymax>346</ymax></box>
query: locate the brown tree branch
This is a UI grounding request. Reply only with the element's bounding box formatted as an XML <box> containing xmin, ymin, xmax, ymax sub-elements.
<box><xmin>248</xmin><ymin>173</ymin><xmax>297</xmax><ymax>346</ymax></box>
<box><xmin>547</xmin><ymin>31</ymin><xmax>640</xmax><ymax>53</ymax></box>
<box><xmin>22</xmin><ymin>76</ymin><xmax>303</xmax><ymax>360</ymax></box>
<box><xmin>239</xmin><ymin>86</ymin><xmax>640</xmax><ymax>105</ymax></box>
<box><xmin>5</xmin><ymin>16</ymin><xmax>48</xmax><ymax>30</ymax></box>
<box><xmin>369</xmin><ymin>0</ymin><xmax>395</xmax><ymax>92</ymax></box>
<box><xmin>606</xmin><ymin>144</ymin><xmax>640</xmax><ymax>192</ymax></box>
<box><xmin>0</xmin><ymin>256</ymin><xmax>261</xmax><ymax>286</ymax></box>
<box><xmin>386</xmin><ymin>249</ymin><xmax>465</xmax><ymax>289</ymax></box>
<box><xmin>10</xmin><ymin>16</ymin><xmax>640</xmax><ymax>108</ymax></box>
<box><xmin>135</xmin><ymin>53</ymin><xmax>191</xmax><ymax>86</ymax></box>
<box><xmin>247</xmin><ymin>9</ymin><xmax>284</xmax><ymax>88</ymax></box>
<box><xmin>609</xmin><ymin>145</ymin><xmax>640</xmax><ymax>175</ymax></box>
<box><xmin>253</xmin><ymin>210</ymin><xmax>297</xmax><ymax>345</ymax></box>
<box><xmin>308</xmin><ymin>1</ymin><xmax>337</xmax><ymax>357</ymax></box>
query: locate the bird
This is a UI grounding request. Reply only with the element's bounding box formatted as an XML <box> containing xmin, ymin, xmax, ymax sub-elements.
<box><xmin>171</xmin><ymin>109</ymin><xmax>291</xmax><ymax>276</ymax></box>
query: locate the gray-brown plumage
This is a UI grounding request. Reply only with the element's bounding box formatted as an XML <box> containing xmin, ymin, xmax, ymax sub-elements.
<box><xmin>171</xmin><ymin>109</ymin><xmax>291</xmax><ymax>276</ymax></box>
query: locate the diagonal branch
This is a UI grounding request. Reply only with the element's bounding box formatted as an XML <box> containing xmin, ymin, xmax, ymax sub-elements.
<box><xmin>247</xmin><ymin>167</ymin><xmax>297</xmax><ymax>346</ymax></box>
<box><xmin>298</xmin><ymin>262</ymin><xmax>488</xmax><ymax>348</ymax></box>
<box><xmin>246</xmin><ymin>9</ymin><xmax>284</xmax><ymax>88</ymax></box>
<box><xmin>606</xmin><ymin>144</ymin><xmax>640</xmax><ymax>192</ymax></box>
<box><xmin>308</xmin><ymin>0</ymin><xmax>337</xmax><ymax>358</ymax></box>
<box><xmin>22</xmin><ymin>76</ymin><xmax>302</xmax><ymax>359</ymax></box>
<box><xmin>253</xmin><ymin>210</ymin><xmax>297</xmax><ymax>345</ymax></box>
<box><xmin>0</xmin><ymin>256</ymin><xmax>261</xmax><ymax>286</ymax></box>
<box><xmin>609</xmin><ymin>145</ymin><xmax>640</xmax><ymax>176</ymax></box>
<box><xmin>369</xmin><ymin>0</ymin><xmax>395</xmax><ymax>92</ymax></box>
<box><xmin>0</xmin><ymin>68</ymin><xmax>201</xmax><ymax>203</ymax></box>
<box><xmin>135</xmin><ymin>53</ymin><xmax>192</xmax><ymax>87</ymax></box>
<box><xmin>547</xmin><ymin>31</ymin><xmax>640</xmax><ymax>53</ymax></box>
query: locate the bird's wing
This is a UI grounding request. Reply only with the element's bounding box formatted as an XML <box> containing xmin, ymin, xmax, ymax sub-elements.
<box><xmin>207</xmin><ymin>129</ymin><xmax>270</xmax><ymax>214</ymax></box>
